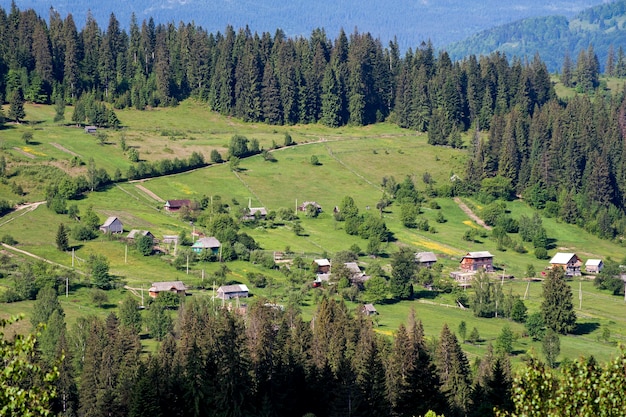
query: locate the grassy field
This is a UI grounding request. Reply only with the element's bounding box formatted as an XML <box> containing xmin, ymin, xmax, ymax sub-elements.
<box><xmin>2</xmin><ymin>100</ymin><xmax>626</xmax><ymax>365</ymax></box>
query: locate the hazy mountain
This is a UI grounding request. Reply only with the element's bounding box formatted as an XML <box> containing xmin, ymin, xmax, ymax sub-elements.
<box><xmin>7</xmin><ymin>0</ymin><xmax>604</xmax><ymax>51</ymax></box>
<box><xmin>446</xmin><ymin>0</ymin><xmax>626</xmax><ymax>72</ymax></box>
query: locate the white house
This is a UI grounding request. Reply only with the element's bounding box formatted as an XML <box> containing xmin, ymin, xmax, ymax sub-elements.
<box><xmin>585</xmin><ymin>259</ymin><xmax>603</xmax><ymax>274</ymax></box>
<box><xmin>216</xmin><ymin>284</ymin><xmax>249</xmax><ymax>300</ymax></box>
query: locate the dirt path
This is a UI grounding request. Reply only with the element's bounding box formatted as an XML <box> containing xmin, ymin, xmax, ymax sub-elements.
<box><xmin>454</xmin><ymin>197</ymin><xmax>492</xmax><ymax>230</ymax></box>
<box><xmin>0</xmin><ymin>201</ymin><xmax>46</xmax><ymax>227</ymax></box>
<box><xmin>135</xmin><ymin>183</ymin><xmax>165</xmax><ymax>202</ymax></box>
<box><xmin>50</xmin><ymin>142</ymin><xmax>81</xmax><ymax>157</ymax></box>
<box><xmin>12</xmin><ymin>147</ymin><xmax>35</xmax><ymax>159</ymax></box>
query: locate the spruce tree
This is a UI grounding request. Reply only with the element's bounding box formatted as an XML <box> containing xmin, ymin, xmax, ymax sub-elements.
<box><xmin>56</xmin><ymin>223</ymin><xmax>69</xmax><ymax>251</ymax></box>
<box><xmin>436</xmin><ymin>324</ymin><xmax>471</xmax><ymax>416</ymax></box>
<box><xmin>541</xmin><ymin>267</ymin><xmax>576</xmax><ymax>334</ymax></box>
<box><xmin>8</xmin><ymin>87</ymin><xmax>26</xmax><ymax>123</ymax></box>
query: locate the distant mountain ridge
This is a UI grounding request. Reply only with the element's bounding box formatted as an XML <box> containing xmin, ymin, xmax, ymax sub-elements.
<box><xmin>446</xmin><ymin>0</ymin><xmax>626</xmax><ymax>72</ymax></box>
<box><xmin>8</xmin><ymin>0</ymin><xmax>604</xmax><ymax>51</ymax></box>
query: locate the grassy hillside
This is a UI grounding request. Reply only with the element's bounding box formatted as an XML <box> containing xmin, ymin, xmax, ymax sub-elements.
<box><xmin>1</xmin><ymin>101</ymin><xmax>626</xmax><ymax>364</ymax></box>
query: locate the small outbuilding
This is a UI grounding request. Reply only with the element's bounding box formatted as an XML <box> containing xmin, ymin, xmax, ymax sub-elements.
<box><xmin>127</xmin><ymin>230</ymin><xmax>155</xmax><ymax>240</ymax></box>
<box><xmin>362</xmin><ymin>304</ymin><xmax>378</xmax><ymax>316</ymax></box>
<box><xmin>415</xmin><ymin>252</ymin><xmax>438</xmax><ymax>268</ymax></box>
<box><xmin>313</xmin><ymin>259</ymin><xmax>331</xmax><ymax>274</ymax></box>
<box><xmin>298</xmin><ymin>201</ymin><xmax>322</xmax><ymax>213</ymax></box>
<box><xmin>164</xmin><ymin>199</ymin><xmax>192</xmax><ymax>212</ymax></box>
<box><xmin>242</xmin><ymin>207</ymin><xmax>267</xmax><ymax>221</ymax></box>
<box><xmin>585</xmin><ymin>259</ymin><xmax>603</xmax><ymax>274</ymax></box>
<box><xmin>149</xmin><ymin>281</ymin><xmax>187</xmax><ymax>298</ymax></box>
<box><xmin>217</xmin><ymin>284</ymin><xmax>249</xmax><ymax>300</ymax></box>
<box><xmin>84</xmin><ymin>125</ymin><xmax>97</xmax><ymax>134</ymax></box>
<box><xmin>100</xmin><ymin>216</ymin><xmax>123</xmax><ymax>234</ymax></box>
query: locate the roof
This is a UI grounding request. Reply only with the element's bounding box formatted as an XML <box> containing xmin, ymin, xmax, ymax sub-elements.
<box><xmin>344</xmin><ymin>262</ymin><xmax>362</xmax><ymax>274</ymax></box>
<box><xmin>363</xmin><ymin>304</ymin><xmax>377</xmax><ymax>313</ymax></box>
<box><xmin>192</xmin><ymin>237</ymin><xmax>221</xmax><ymax>248</ymax></box>
<box><xmin>102</xmin><ymin>216</ymin><xmax>121</xmax><ymax>227</ymax></box>
<box><xmin>464</xmin><ymin>251</ymin><xmax>493</xmax><ymax>259</ymax></box>
<box><xmin>149</xmin><ymin>281</ymin><xmax>187</xmax><ymax>292</ymax></box>
<box><xmin>165</xmin><ymin>199</ymin><xmax>191</xmax><ymax>208</ymax></box>
<box><xmin>550</xmin><ymin>253</ymin><xmax>579</xmax><ymax>264</ymax></box>
<box><xmin>218</xmin><ymin>284</ymin><xmax>249</xmax><ymax>293</ymax></box>
<box><xmin>314</xmin><ymin>259</ymin><xmax>331</xmax><ymax>267</ymax></box>
<box><xmin>300</xmin><ymin>201</ymin><xmax>322</xmax><ymax>209</ymax></box>
<box><xmin>127</xmin><ymin>230</ymin><xmax>152</xmax><ymax>239</ymax></box>
<box><xmin>416</xmin><ymin>252</ymin><xmax>438</xmax><ymax>263</ymax></box>
<box><xmin>585</xmin><ymin>259</ymin><xmax>602</xmax><ymax>267</ymax></box>
<box><xmin>249</xmin><ymin>207</ymin><xmax>267</xmax><ymax>216</ymax></box>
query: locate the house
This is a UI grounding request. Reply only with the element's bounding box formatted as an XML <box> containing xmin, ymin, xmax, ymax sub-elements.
<box><xmin>460</xmin><ymin>251</ymin><xmax>494</xmax><ymax>272</ymax></box>
<box><xmin>84</xmin><ymin>125</ymin><xmax>97</xmax><ymax>134</ymax></box>
<box><xmin>313</xmin><ymin>259</ymin><xmax>331</xmax><ymax>274</ymax></box>
<box><xmin>242</xmin><ymin>207</ymin><xmax>267</xmax><ymax>221</ymax></box>
<box><xmin>549</xmin><ymin>253</ymin><xmax>582</xmax><ymax>277</ymax></box>
<box><xmin>126</xmin><ymin>230</ymin><xmax>155</xmax><ymax>240</ymax></box>
<box><xmin>162</xmin><ymin>235</ymin><xmax>179</xmax><ymax>244</ymax></box>
<box><xmin>217</xmin><ymin>284</ymin><xmax>249</xmax><ymax>300</ymax></box>
<box><xmin>415</xmin><ymin>252</ymin><xmax>438</xmax><ymax>268</ymax></box>
<box><xmin>450</xmin><ymin>271</ymin><xmax>476</xmax><ymax>288</ymax></box>
<box><xmin>99</xmin><ymin>216</ymin><xmax>123</xmax><ymax>234</ymax></box>
<box><xmin>585</xmin><ymin>259</ymin><xmax>604</xmax><ymax>274</ymax></box>
<box><xmin>362</xmin><ymin>304</ymin><xmax>378</xmax><ymax>316</ymax></box>
<box><xmin>298</xmin><ymin>201</ymin><xmax>322</xmax><ymax>213</ymax></box>
<box><xmin>164</xmin><ymin>199</ymin><xmax>192</xmax><ymax>212</ymax></box>
<box><xmin>149</xmin><ymin>281</ymin><xmax>187</xmax><ymax>298</ymax></box>
<box><xmin>344</xmin><ymin>262</ymin><xmax>370</xmax><ymax>284</ymax></box>
<box><xmin>191</xmin><ymin>237</ymin><xmax>221</xmax><ymax>254</ymax></box>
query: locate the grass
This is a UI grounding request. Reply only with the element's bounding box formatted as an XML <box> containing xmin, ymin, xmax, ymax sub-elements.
<box><xmin>2</xmin><ymin>100</ymin><xmax>626</xmax><ymax>365</ymax></box>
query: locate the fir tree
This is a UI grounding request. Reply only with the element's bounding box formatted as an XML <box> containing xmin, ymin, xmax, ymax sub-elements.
<box><xmin>541</xmin><ymin>267</ymin><xmax>576</xmax><ymax>334</ymax></box>
<box><xmin>56</xmin><ymin>223</ymin><xmax>69</xmax><ymax>251</ymax></box>
<box><xmin>8</xmin><ymin>87</ymin><xmax>26</xmax><ymax>123</ymax></box>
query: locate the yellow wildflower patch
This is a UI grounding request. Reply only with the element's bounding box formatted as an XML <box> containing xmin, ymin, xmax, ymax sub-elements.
<box><xmin>463</xmin><ymin>220</ymin><xmax>478</xmax><ymax>229</ymax></box>
<box><xmin>374</xmin><ymin>329</ymin><xmax>393</xmax><ymax>336</ymax></box>
<box><xmin>21</xmin><ymin>147</ymin><xmax>47</xmax><ymax>156</ymax></box>
<box><xmin>412</xmin><ymin>239</ymin><xmax>460</xmax><ymax>256</ymax></box>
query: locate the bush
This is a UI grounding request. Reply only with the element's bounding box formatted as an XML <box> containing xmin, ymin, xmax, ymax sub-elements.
<box><xmin>1</xmin><ymin>234</ymin><xmax>17</xmax><ymax>245</ymax></box>
<box><xmin>534</xmin><ymin>247</ymin><xmax>548</xmax><ymax>260</ymax></box>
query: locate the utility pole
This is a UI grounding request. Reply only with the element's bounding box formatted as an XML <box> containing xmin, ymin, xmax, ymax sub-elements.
<box><xmin>186</xmin><ymin>254</ymin><xmax>189</xmax><ymax>275</ymax></box>
<box><xmin>66</xmin><ymin>276</ymin><xmax>69</xmax><ymax>298</ymax></box>
<box><xmin>125</xmin><ymin>245</ymin><xmax>128</xmax><ymax>264</ymax></box>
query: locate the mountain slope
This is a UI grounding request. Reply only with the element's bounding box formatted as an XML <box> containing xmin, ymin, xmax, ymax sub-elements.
<box><xmin>446</xmin><ymin>0</ymin><xmax>626</xmax><ymax>72</ymax></box>
<box><xmin>11</xmin><ymin>0</ymin><xmax>604</xmax><ymax>51</ymax></box>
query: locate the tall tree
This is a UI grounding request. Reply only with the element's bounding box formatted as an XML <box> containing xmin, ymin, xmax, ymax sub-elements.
<box><xmin>8</xmin><ymin>87</ymin><xmax>25</xmax><ymax>122</ymax></box>
<box><xmin>541</xmin><ymin>267</ymin><xmax>576</xmax><ymax>334</ymax></box>
<box><xmin>56</xmin><ymin>223</ymin><xmax>69</xmax><ymax>252</ymax></box>
<box><xmin>436</xmin><ymin>324</ymin><xmax>471</xmax><ymax>417</ymax></box>
<box><xmin>390</xmin><ymin>247</ymin><xmax>416</xmax><ymax>299</ymax></box>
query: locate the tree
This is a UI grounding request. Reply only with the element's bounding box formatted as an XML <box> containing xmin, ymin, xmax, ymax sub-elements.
<box><xmin>468</xmin><ymin>327</ymin><xmax>480</xmax><ymax>344</ymax></box>
<box><xmin>510</xmin><ymin>299</ymin><xmax>527</xmax><ymax>323</ymax></box>
<box><xmin>53</xmin><ymin>95</ymin><xmax>65</xmax><ymax>122</ymax></box>
<box><xmin>436</xmin><ymin>324</ymin><xmax>471</xmax><ymax>416</ymax></box>
<box><xmin>118</xmin><ymin>295</ymin><xmax>142</xmax><ymax>334</ymax></box>
<box><xmin>55</xmin><ymin>223</ymin><xmax>69</xmax><ymax>252</ymax></box>
<box><xmin>525</xmin><ymin>312</ymin><xmax>545</xmax><ymax>341</ymax></box>
<box><xmin>542</xmin><ymin>329</ymin><xmax>560</xmax><ymax>368</ymax></box>
<box><xmin>0</xmin><ymin>315</ymin><xmax>58</xmax><ymax>416</ymax></box>
<box><xmin>210</xmin><ymin>149</ymin><xmax>223</xmax><ymax>163</ymax></box>
<box><xmin>495</xmin><ymin>325</ymin><xmax>514</xmax><ymax>356</ymax></box>
<box><xmin>88</xmin><ymin>254</ymin><xmax>112</xmax><ymax>289</ymax></box>
<box><xmin>8</xmin><ymin>88</ymin><xmax>26</xmax><ymax>123</ymax></box>
<box><xmin>363</xmin><ymin>275</ymin><xmax>388</xmax><ymax>304</ymax></box>
<box><xmin>22</xmin><ymin>132</ymin><xmax>33</xmax><ymax>144</ymax></box>
<box><xmin>31</xmin><ymin>286</ymin><xmax>63</xmax><ymax>329</ymax></box>
<box><xmin>136</xmin><ymin>234</ymin><xmax>154</xmax><ymax>256</ymax></box>
<box><xmin>390</xmin><ymin>247</ymin><xmax>416</xmax><ymax>299</ymax></box>
<box><xmin>145</xmin><ymin>302</ymin><xmax>172</xmax><ymax>341</ymax></box>
<box><xmin>458</xmin><ymin>321</ymin><xmax>467</xmax><ymax>343</ymax></box>
<box><xmin>541</xmin><ymin>267</ymin><xmax>576</xmax><ymax>334</ymax></box>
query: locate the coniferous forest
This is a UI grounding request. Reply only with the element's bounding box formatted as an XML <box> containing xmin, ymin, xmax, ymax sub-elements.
<box><xmin>6</xmin><ymin>4</ymin><xmax>626</xmax><ymax>416</ymax></box>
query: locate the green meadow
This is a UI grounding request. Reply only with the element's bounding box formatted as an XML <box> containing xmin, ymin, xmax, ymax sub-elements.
<box><xmin>1</xmin><ymin>101</ymin><xmax>626</xmax><ymax>364</ymax></box>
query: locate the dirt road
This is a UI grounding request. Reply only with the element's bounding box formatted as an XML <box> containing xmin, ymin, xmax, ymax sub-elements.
<box><xmin>454</xmin><ymin>197</ymin><xmax>492</xmax><ymax>230</ymax></box>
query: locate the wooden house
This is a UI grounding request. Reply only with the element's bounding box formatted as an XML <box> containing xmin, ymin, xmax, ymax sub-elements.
<box><xmin>549</xmin><ymin>253</ymin><xmax>582</xmax><ymax>277</ymax></box>
<box><xmin>585</xmin><ymin>259</ymin><xmax>603</xmax><ymax>274</ymax></box>
<box><xmin>298</xmin><ymin>201</ymin><xmax>322</xmax><ymax>213</ymax></box>
<box><xmin>162</xmin><ymin>235</ymin><xmax>179</xmax><ymax>244</ymax></box>
<box><xmin>344</xmin><ymin>262</ymin><xmax>370</xmax><ymax>285</ymax></box>
<box><xmin>217</xmin><ymin>284</ymin><xmax>249</xmax><ymax>300</ymax></box>
<box><xmin>362</xmin><ymin>304</ymin><xmax>378</xmax><ymax>316</ymax></box>
<box><xmin>191</xmin><ymin>237</ymin><xmax>221</xmax><ymax>254</ymax></box>
<box><xmin>415</xmin><ymin>252</ymin><xmax>438</xmax><ymax>268</ymax></box>
<box><xmin>84</xmin><ymin>125</ymin><xmax>97</xmax><ymax>134</ymax></box>
<box><xmin>313</xmin><ymin>259</ymin><xmax>331</xmax><ymax>274</ymax></box>
<box><xmin>126</xmin><ymin>230</ymin><xmax>155</xmax><ymax>240</ymax></box>
<box><xmin>242</xmin><ymin>207</ymin><xmax>267</xmax><ymax>221</ymax></box>
<box><xmin>164</xmin><ymin>199</ymin><xmax>192</xmax><ymax>212</ymax></box>
<box><xmin>460</xmin><ymin>251</ymin><xmax>494</xmax><ymax>272</ymax></box>
<box><xmin>149</xmin><ymin>281</ymin><xmax>187</xmax><ymax>298</ymax></box>
<box><xmin>99</xmin><ymin>216</ymin><xmax>123</xmax><ymax>234</ymax></box>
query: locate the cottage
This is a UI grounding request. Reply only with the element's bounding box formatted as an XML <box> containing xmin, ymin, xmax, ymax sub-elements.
<box><xmin>313</xmin><ymin>259</ymin><xmax>331</xmax><ymax>274</ymax></box>
<box><xmin>99</xmin><ymin>216</ymin><xmax>123</xmax><ymax>234</ymax></box>
<box><xmin>126</xmin><ymin>230</ymin><xmax>155</xmax><ymax>240</ymax></box>
<box><xmin>415</xmin><ymin>252</ymin><xmax>438</xmax><ymax>268</ymax></box>
<box><xmin>298</xmin><ymin>201</ymin><xmax>322</xmax><ymax>213</ymax></box>
<box><xmin>84</xmin><ymin>125</ymin><xmax>97</xmax><ymax>134</ymax></box>
<box><xmin>242</xmin><ymin>207</ymin><xmax>268</xmax><ymax>221</ymax></box>
<box><xmin>549</xmin><ymin>253</ymin><xmax>582</xmax><ymax>277</ymax></box>
<box><xmin>344</xmin><ymin>262</ymin><xmax>370</xmax><ymax>284</ymax></box>
<box><xmin>217</xmin><ymin>284</ymin><xmax>249</xmax><ymax>300</ymax></box>
<box><xmin>149</xmin><ymin>281</ymin><xmax>187</xmax><ymax>298</ymax></box>
<box><xmin>191</xmin><ymin>237</ymin><xmax>221</xmax><ymax>254</ymax></box>
<box><xmin>585</xmin><ymin>259</ymin><xmax>604</xmax><ymax>274</ymax></box>
<box><xmin>460</xmin><ymin>251</ymin><xmax>494</xmax><ymax>272</ymax></box>
<box><xmin>164</xmin><ymin>199</ymin><xmax>192</xmax><ymax>212</ymax></box>
<box><xmin>362</xmin><ymin>304</ymin><xmax>378</xmax><ymax>316</ymax></box>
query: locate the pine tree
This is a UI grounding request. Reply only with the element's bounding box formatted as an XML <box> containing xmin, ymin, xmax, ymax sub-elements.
<box><xmin>436</xmin><ymin>324</ymin><xmax>471</xmax><ymax>416</ymax></box>
<box><xmin>390</xmin><ymin>247</ymin><xmax>416</xmax><ymax>299</ymax></box>
<box><xmin>56</xmin><ymin>223</ymin><xmax>69</xmax><ymax>251</ymax></box>
<box><xmin>8</xmin><ymin>87</ymin><xmax>26</xmax><ymax>123</ymax></box>
<box><xmin>541</xmin><ymin>267</ymin><xmax>576</xmax><ymax>334</ymax></box>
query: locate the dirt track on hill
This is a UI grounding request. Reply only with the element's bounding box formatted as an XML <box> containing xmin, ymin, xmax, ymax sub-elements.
<box><xmin>454</xmin><ymin>197</ymin><xmax>492</xmax><ymax>230</ymax></box>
